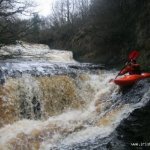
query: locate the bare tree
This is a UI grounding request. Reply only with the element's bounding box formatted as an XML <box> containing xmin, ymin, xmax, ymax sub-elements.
<box><xmin>0</xmin><ymin>0</ymin><xmax>32</xmax><ymax>18</ymax></box>
<box><xmin>0</xmin><ymin>0</ymin><xmax>34</xmax><ymax>45</ymax></box>
<box><xmin>51</xmin><ymin>0</ymin><xmax>78</xmax><ymax>25</ymax></box>
<box><xmin>50</xmin><ymin>0</ymin><xmax>91</xmax><ymax>27</ymax></box>
<box><xmin>76</xmin><ymin>0</ymin><xmax>90</xmax><ymax>20</ymax></box>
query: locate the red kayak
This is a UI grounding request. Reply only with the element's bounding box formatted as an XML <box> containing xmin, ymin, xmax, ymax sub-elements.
<box><xmin>113</xmin><ymin>73</ymin><xmax>150</xmax><ymax>86</ymax></box>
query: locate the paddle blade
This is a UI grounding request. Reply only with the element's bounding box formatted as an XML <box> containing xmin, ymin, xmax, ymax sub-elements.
<box><xmin>128</xmin><ymin>50</ymin><xmax>140</xmax><ymax>61</ymax></box>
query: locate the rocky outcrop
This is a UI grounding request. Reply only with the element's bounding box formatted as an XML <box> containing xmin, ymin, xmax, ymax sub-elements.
<box><xmin>116</xmin><ymin>100</ymin><xmax>150</xmax><ymax>150</ymax></box>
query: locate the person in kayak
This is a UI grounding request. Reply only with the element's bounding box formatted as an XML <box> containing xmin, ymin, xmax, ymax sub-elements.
<box><xmin>119</xmin><ymin>59</ymin><xmax>141</xmax><ymax>75</ymax></box>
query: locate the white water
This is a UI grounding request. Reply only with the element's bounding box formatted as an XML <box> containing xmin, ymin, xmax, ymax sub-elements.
<box><xmin>0</xmin><ymin>71</ymin><xmax>149</xmax><ymax>150</ymax></box>
<box><xmin>0</xmin><ymin>41</ymin><xmax>76</xmax><ymax>63</ymax></box>
<box><xmin>0</xmin><ymin>42</ymin><xmax>149</xmax><ymax>149</ymax></box>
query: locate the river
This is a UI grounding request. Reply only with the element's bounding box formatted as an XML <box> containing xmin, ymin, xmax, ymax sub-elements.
<box><xmin>0</xmin><ymin>42</ymin><xmax>149</xmax><ymax>150</ymax></box>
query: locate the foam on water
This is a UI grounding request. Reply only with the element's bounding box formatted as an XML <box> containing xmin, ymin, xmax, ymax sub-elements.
<box><xmin>0</xmin><ymin>42</ymin><xmax>76</xmax><ymax>63</ymax></box>
<box><xmin>0</xmin><ymin>71</ymin><xmax>149</xmax><ymax>150</ymax></box>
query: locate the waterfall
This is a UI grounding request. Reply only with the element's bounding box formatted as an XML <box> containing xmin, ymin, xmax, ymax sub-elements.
<box><xmin>0</xmin><ymin>42</ymin><xmax>149</xmax><ymax>150</ymax></box>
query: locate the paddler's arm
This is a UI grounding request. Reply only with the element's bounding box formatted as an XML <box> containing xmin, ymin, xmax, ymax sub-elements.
<box><xmin>118</xmin><ymin>65</ymin><xmax>132</xmax><ymax>76</ymax></box>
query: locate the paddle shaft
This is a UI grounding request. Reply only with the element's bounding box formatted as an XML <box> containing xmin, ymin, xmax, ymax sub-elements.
<box><xmin>115</xmin><ymin>65</ymin><xmax>126</xmax><ymax>79</ymax></box>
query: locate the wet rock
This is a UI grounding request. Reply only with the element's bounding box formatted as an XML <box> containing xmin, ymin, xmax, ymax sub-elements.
<box><xmin>112</xmin><ymin>101</ymin><xmax>150</xmax><ymax>150</ymax></box>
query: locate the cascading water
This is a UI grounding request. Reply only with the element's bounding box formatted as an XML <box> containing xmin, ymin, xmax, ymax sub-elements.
<box><xmin>0</xmin><ymin>42</ymin><xmax>149</xmax><ymax>150</ymax></box>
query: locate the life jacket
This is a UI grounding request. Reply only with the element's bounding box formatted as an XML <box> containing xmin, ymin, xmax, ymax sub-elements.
<box><xmin>119</xmin><ymin>63</ymin><xmax>141</xmax><ymax>75</ymax></box>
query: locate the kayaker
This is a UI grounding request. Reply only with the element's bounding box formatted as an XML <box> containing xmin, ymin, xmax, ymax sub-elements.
<box><xmin>119</xmin><ymin>59</ymin><xmax>141</xmax><ymax>75</ymax></box>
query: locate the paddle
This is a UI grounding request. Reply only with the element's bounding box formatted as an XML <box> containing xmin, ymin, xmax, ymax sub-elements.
<box><xmin>109</xmin><ymin>50</ymin><xmax>140</xmax><ymax>82</ymax></box>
